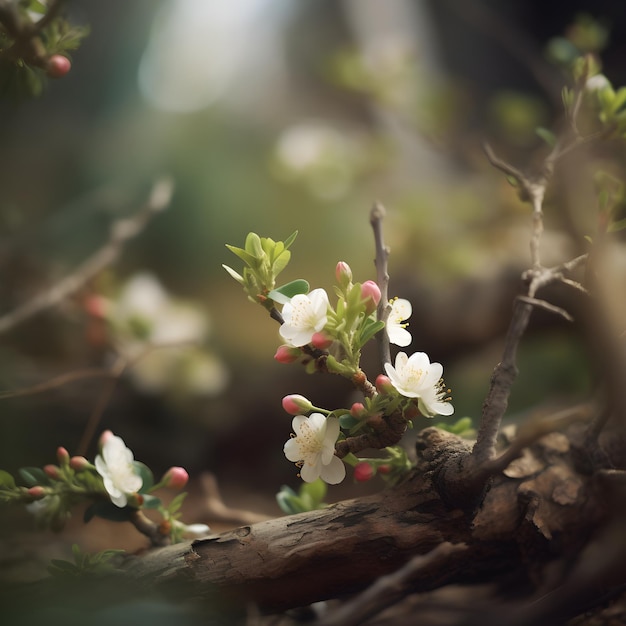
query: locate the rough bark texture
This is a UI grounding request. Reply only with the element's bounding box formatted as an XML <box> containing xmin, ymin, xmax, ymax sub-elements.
<box><xmin>120</xmin><ymin>424</ymin><xmax>619</xmax><ymax>621</ymax></box>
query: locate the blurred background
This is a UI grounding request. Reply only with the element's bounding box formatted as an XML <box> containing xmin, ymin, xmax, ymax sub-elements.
<box><xmin>1</xmin><ymin>0</ymin><xmax>626</xmax><ymax>559</ymax></box>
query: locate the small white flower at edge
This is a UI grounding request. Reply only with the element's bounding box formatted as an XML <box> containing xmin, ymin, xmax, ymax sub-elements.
<box><xmin>279</xmin><ymin>288</ymin><xmax>329</xmax><ymax>347</ymax></box>
<box><xmin>284</xmin><ymin>413</ymin><xmax>346</xmax><ymax>484</ymax></box>
<box><xmin>384</xmin><ymin>351</ymin><xmax>454</xmax><ymax>417</ymax></box>
<box><xmin>95</xmin><ymin>432</ymin><xmax>143</xmax><ymax>508</ymax></box>
<box><xmin>386</xmin><ymin>298</ymin><xmax>412</xmax><ymax>347</ymax></box>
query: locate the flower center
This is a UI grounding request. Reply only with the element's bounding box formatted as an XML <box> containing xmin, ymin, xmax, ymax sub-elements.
<box><xmin>296</xmin><ymin>421</ymin><xmax>322</xmax><ymax>458</ymax></box>
<box><xmin>405</xmin><ymin>366</ymin><xmax>425</xmax><ymax>387</ymax></box>
<box><xmin>290</xmin><ymin>298</ymin><xmax>314</xmax><ymax>329</ymax></box>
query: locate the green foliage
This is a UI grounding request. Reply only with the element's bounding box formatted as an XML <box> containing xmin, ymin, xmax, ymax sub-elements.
<box><xmin>48</xmin><ymin>544</ymin><xmax>125</xmax><ymax>578</ymax></box>
<box><xmin>223</xmin><ymin>231</ymin><xmax>299</xmax><ymax>311</ymax></box>
<box><xmin>433</xmin><ymin>417</ymin><xmax>476</xmax><ymax>439</ymax></box>
<box><xmin>276</xmin><ymin>478</ymin><xmax>328</xmax><ymax>515</ymax></box>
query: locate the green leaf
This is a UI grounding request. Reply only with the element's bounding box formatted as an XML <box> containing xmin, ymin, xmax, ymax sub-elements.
<box><xmin>140</xmin><ymin>494</ymin><xmax>162</xmax><ymax>509</ymax></box>
<box><xmin>276</xmin><ymin>490</ymin><xmax>302</xmax><ymax>515</ymax></box>
<box><xmin>0</xmin><ymin>470</ymin><xmax>16</xmax><ymax>489</ymax></box>
<box><xmin>339</xmin><ymin>414</ymin><xmax>359</xmax><ymax>430</ymax></box>
<box><xmin>610</xmin><ymin>87</ymin><xmax>626</xmax><ymax>115</ymax></box>
<box><xmin>300</xmin><ymin>478</ymin><xmax>326</xmax><ymax>506</ymax></box>
<box><xmin>18</xmin><ymin>467</ymin><xmax>48</xmax><ymax>487</ymax></box>
<box><xmin>271</xmin><ymin>249</ymin><xmax>291</xmax><ymax>276</ymax></box>
<box><xmin>134</xmin><ymin>462</ymin><xmax>153</xmax><ymax>493</ymax></box>
<box><xmin>222</xmin><ymin>264</ymin><xmax>244</xmax><ymax>284</ymax></box>
<box><xmin>357</xmin><ymin>319</ymin><xmax>385</xmax><ymax>348</ymax></box>
<box><xmin>244</xmin><ymin>232</ymin><xmax>264</xmax><ymax>257</ymax></box>
<box><xmin>535</xmin><ymin>126</ymin><xmax>556</xmax><ymax>147</ymax></box>
<box><xmin>283</xmin><ymin>231</ymin><xmax>298</xmax><ymax>250</ymax></box>
<box><xmin>225</xmin><ymin>244</ymin><xmax>258</xmax><ymax>268</ymax></box>
<box><xmin>268</xmin><ymin>279</ymin><xmax>310</xmax><ymax>304</ymax></box>
<box><xmin>168</xmin><ymin>492</ymin><xmax>187</xmax><ymax>515</ymax></box>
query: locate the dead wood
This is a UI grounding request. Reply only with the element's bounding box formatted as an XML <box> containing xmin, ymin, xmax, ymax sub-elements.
<box><xmin>119</xmin><ymin>424</ymin><xmax>619</xmax><ymax>620</ymax></box>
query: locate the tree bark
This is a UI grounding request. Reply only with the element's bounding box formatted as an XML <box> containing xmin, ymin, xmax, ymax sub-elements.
<box><xmin>121</xmin><ymin>425</ymin><xmax>616</xmax><ymax>619</ymax></box>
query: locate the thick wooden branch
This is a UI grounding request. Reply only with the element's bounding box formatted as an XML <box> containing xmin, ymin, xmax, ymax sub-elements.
<box><xmin>119</xmin><ymin>426</ymin><xmax>615</xmax><ymax>616</ymax></box>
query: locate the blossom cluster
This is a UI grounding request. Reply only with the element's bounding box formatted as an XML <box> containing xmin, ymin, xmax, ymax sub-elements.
<box><xmin>0</xmin><ymin>431</ymin><xmax>209</xmax><ymax>543</ymax></box>
<box><xmin>224</xmin><ymin>233</ymin><xmax>455</xmax><ymax>487</ymax></box>
<box><xmin>274</xmin><ymin>263</ymin><xmax>453</xmax><ymax>484</ymax></box>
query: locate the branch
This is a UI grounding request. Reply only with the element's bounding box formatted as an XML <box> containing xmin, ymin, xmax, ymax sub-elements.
<box><xmin>0</xmin><ymin>177</ymin><xmax>173</xmax><ymax>336</ymax></box>
<box><xmin>370</xmin><ymin>201</ymin><xmax>392</xmax><ymax>367</ymax></box>
<box><xmin>317</xmin><ymin>542</ymin><xmax>469</xmax><ymax>626</ymax></box>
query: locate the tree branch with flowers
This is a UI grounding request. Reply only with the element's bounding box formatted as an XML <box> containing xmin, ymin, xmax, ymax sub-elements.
<box><xmin>223</xmin><ymin>224</ymin><xmax>454</xmax><ymax>488</ymax></box>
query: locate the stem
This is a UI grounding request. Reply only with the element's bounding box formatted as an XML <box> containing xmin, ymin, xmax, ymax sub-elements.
<box><xmin>370</xmin><ymin>202</ymin><xmax>392</xmax><ymax>367</ymax></box>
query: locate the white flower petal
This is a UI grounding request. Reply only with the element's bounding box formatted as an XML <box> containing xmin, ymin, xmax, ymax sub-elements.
<box><xmin>95</xmin><ymin>433</ymin><xmax>143</xmax><ymax>508</ymax></box>
<box><xmin>283</xmin><ymin>414</ymin><xmax>344</xmax><ymax>484</ymax></box>
<box><xmin>320</xmin><ymin>456</ymin><xmax>346</xmax><ymax>484</ymax></box>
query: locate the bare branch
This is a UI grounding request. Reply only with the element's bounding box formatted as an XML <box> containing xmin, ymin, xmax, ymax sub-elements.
<box><xmin>198</xmin><ymin>473</ymin><xmax>272</xmax><ymax>526</ymax></box>
<box><xmin>0</xmin><ymin>178</ymin><xmax>173</xmax><ymax>336</ymax></box>
<box><xmin>370</xmin><ymin>201</ymin><xmax>392</xmax><ymax>367</ymax></box>
<box><xmin>516</xmin><ymin>295</ymin><xmax>574</xmax><ymax>322</ymax></box>
<box><xmin>472</xmin><ymin>299</ymin><xmax>533</xmax><ymax>465</ymax></box>
<box><xmin>317</xmin><ymin>542</ymin><xmax>469</xmax><ymax>626</ymax></box>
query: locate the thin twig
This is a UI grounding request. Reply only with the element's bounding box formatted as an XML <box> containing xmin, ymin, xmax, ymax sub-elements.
<box><xmin>370</xmin><ymin>201</ymin><xmax>392</xmax><ymax>367</ymax></box>
<box><xmin>0</xmin><ymin>177</ymin><xmax>173</xmax><ymax>336</ymax></box>
<box><xmin>76</xmin><ymin>356</ymin><xmax>127</xmax><ymax>456</ymax></box>
<box><xmin>198</xmin><ymin>473</ymin><xmax>272</xmax><ymax>526</ymax></box>
<box><xmin>317</xmin><ymin>542</ymin><xmax>469</xmax><ymax>626</ymax></box>
<box><xmin>516</xmin><ymin>295</ymin><xmax>574</xmax><ymax>322</ymax></box>
<box><xmin>472</xmin><ymin>299</ymin><xmax>534</xmax><ymax>465</ymax></box>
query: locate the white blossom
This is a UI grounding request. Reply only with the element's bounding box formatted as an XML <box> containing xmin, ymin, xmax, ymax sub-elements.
<box><xmin>284</xmin><ymin>413</ymin><xmax>345</xmax><ymax>484</ymax></box>
<box><xmin>384</xmin><ymin>351</ymin><xmax>453</xmax><ymax>417</ymax></box>
<box><xmin>95</xmin><ymin>433</ymin><xmax>143</xmax><ymax>507</ymax></box>
<box><xmin>386</xmin><ymin>298</ymin><xmax>412</xmax><ymax>347</ymax></box>
<box><xmin>279</xmin><ymin>289</ymin><xmax>329</xmax><ymax>347</ymax></box>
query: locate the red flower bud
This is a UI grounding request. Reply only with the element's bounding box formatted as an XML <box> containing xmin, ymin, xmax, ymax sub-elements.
<box><xmin>282</xmin><ymin>394</ymin><xmax>313</xmax><ymax>415</ymax></box>
<box><xmin>274</xmin><ymin>345</ymin><xmax>301</xmax><ymax>364</ymax></box>
<box><xmin>350</xmin><ymin>402</ymin><xmax>366</xmax><ymax>418</ymax></box>
<box><xmin>162</xmin><ymin>466</ymin><xmax>189</xmax><ymax>490</ymax></box>
<box><xmin>375</xmin><ymin>374</ymin><xmax>394</xmax><ymax>395</ymax></box>
<box><xmin>56</xmin><ymin>446</ymin><xmax>70</xmax><ymax>465</ymax></box>
<box><xmin>46</xmin><ymin>55</ymin><xmax>71</xmax><ymax>78</ymax></box>
<box><xmin>27</xmin><ymin>486</ymin><xmax>46</xmax><ymax>499</ymax></box>
<box><xmin>84</xmin><ymin>295</ymin><xmax>109</xmax><ymax>319</ymax></box>
<box><xmin>311</xmin><ymin>332</ymin><xmax>333</xmax><ymax>350</ymax></box>
<box><xmin>377</xmin><ymin>464</ymin><xmax>392</xmax><ymax>475</ymax></box>
<box><xmin>354</xmin><ymin>462</ymin><xmax>375</xmax><ymax>482</ymax></box>
<box><xmin>44</xmin><ymin>464</ymin><xmax>60</xmax><ymax>479</ymax></box>
<box><xmin>335</xmin><ymin>261</ymin><xmax>353</xmax><ymax>287</ymax></box>
<box><xmin>361</xmin><ymin>281</ymin><xmax>381</xmax><ymax>314</ymax></box>
<box><xmin>70</xmin><ymin>456</ymin><xmax>90</xmax><ymax>471</ymax></box>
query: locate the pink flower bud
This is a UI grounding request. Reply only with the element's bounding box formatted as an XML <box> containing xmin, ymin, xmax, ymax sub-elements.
<box><xmin>274</xmin><ymin>345</ymin><xmax>301</xmax><ymax>364</ymax></box>
<box><xmin>46</xmin><ymin>55</ymin><xmax>71</xmax><ymax>78</ymax></box>
<box><xmin>84</xmin><ymin>295</ymin><xmax>109</xmax><ymax>319</ymax></box>
<box><xmin>56</xmin><ymin>446</ymin><xmax>70</xmax><ymax>465</ymax></box>
<box><xmin>375</xmin><ymin>374</ymin><xmax>394</xmax><ymax>395</ymax></box>
<box><xmin>335</xmin><ymin>261</ymin><xmax>353</xmax><ymax>286</ymax></box>
<box><xmin>98</xmin><ymin>430</ymin><xmax>114</xmax><ymax>448</ymax></box>
<box><xmin>350</xmin><ymin>402</ymin><xmax>366</xmax><ymax>418</ymax></box>
<box><xmin>70</xmin><ymin>456</ymin><xmax>90</xmax><ymax>471</ymax></box>
<box><xmin>27</xmin><ymin>486</ymin><xmax>46</xmax><ymax>499</ymax></box>
<box><xmin>282</xmin><ymin>394</ymin><xmax>313</xmax><ymax>415</ymax></box>
<box><xmin>311</xmin><ymin>332</ymin><xmax>333</xmax><ymax>350</ymax></box>
<box><xmin>162</xmin><ymin>466</ymin><xmax>189</xmax><ymax>490</ymax></box>
<box><xmin>44</xmin><ymin>464</ymin><xmax>60</xmax><ymax>479</ymax></box>
<box><xmin>361</xmin><ymin>281</ymin><xmax>381</xmax><ymax>314</ymax></box>
<box><xmin>354</xmin><ymin>462</ymin><xmax>375</xmax><ymax>482</ymax></box>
